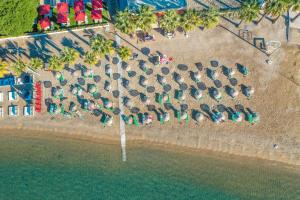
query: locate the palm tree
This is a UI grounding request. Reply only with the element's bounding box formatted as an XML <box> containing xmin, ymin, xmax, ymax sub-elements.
<box><xmin>190</xmin><ymin>9</ymin><xmax>203</xmax><ymax>27</ymax></box>
<box><xmin>289</xmin><ymin>0</ymin><xmax>300</xmax><ymax>22</ymax></box>
<box><xmin>84</xmin><ymin>51</ymin><xmax>97</xmax><ymax>66</ymax></box>
<box><xmin>118</xmin><ymin>46</ymin><xmax>132</xmax><ymax>61</ymax></box>
<box><xmin>48</xmin><ymin>56</ymin><xmax>64</xmax><ymax>72</ymax></box>
<box><xmin>289</xmin><ymin>0</ymin><xmax>300</xmax><ymax>11</ymax></box>
<box><xmin>11</xmin><ymin>59</ymin><xmax>26</xmax><ymax>76</ymax></box>
<box><xmin>61</xmin><ymin>47</ymin><xmax>79</xmax><ymax>65</ymax></box>
<box><xmin>265</xmin><ymin>0</ymin><xmax>290</xmax><ymax>23</ymax></box>
<box><xmin>159</xmin><ymin>10</ymin><xmax>180</xmax><ymax>35</ymax></box>
<box><xmin>239</xmin><ymin>0</ymin><xmax>260</xmax><ymax>23</ymax></box>
<box><xmin>103</xmin><ymin>39</ymin><xmax>115</xmax><ymax>56</ymax></box>
<box><xmin>91</xmin><ymin>34</ymin><xmax>115</xmax><ymax>58</ymax></box>
<box><xmin>136</xmin><ymin>5</ymin><xmax>157</xmax><ymax>35</ymax></box>
<box><xmin>180</xmin><ymin>10</ymin><xmax>198</xmax><ymax>37</ymax></box>
<box><xmin>115</xmin><ymin>9</ymin><xmax>137</xmax><ymax>36</ymax></box>
<box><xmin>0</xmin><ymin>60</ymin><xmax>9</xmax><ymax>78</ymax></box>
<box><xmin>29</xmin><ymin>58</ymin><xmax>43</xmax><ymax>71</ymax></box>
<box><xmin>201</xmin><ymin>8</ymin><xmax>220</xmax><ymax>29</ymax></box>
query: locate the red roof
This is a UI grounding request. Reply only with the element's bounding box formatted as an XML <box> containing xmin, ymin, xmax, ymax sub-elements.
<box><xmin>57</xmin><ymin>13</ymin><xmax>68</xmax><ymax>23</ymax></box>
<box><xmin>57</xmin><ymin>2</ymin><xmax>68</xmax><ymax>13</ymax></box>
<box><xmin>91</xmin><ymin>9</ymin><xmax>102</xmax><ymax>20</ymax></box>
<box><xmin>92</xmin><ymin>0</ymin><xmax>102</xmax><ymax>10</ymax></box>
<box><xmin>75</xmin><ymin>11</ymin><xmax>86</xmax><ymax>22</ymax></box>
<box><xmin>39</xmin><ymin>4</ymin><xmax>50</xmax><ymax>16</ymax></box>
<box><xmin>39</xmin><ymin>17</ymin><xmax>51</xmax><ymax>30</ymax></box>
<box><xmin>74</xmin><ymin>0</ymin><xmax>84</xmax><ymax>12</ymax></box>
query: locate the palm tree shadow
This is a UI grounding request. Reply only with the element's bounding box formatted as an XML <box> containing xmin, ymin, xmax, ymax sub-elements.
<box><xmin>61</xmin><ymin>37</ymin><xmax>85</xmax><ymax>56</ymax></box>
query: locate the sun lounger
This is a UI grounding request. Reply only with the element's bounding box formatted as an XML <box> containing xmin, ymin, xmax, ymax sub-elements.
<box><xmin>8</xmin><ymin>91</ymin><xmax>18</xmax><ymax>101</ymax></box>
<box><xmin>0</xmin><ymin>91</ymin><xmax>3</xmax><ymax>102</ymax></box>
<box><xmin>23</xmin><ymin>105</ymin><xmax>34</xmax><ymax>117</ymax></box>
<box><xmin>0</xmin><ymin>107</ymin><xmax>3</xmax><ymax>117</ymax></box>
<box><xmin>8</xmin><ymin>105</ymin><xmax>19</xmax><ymax>117</ymax></box>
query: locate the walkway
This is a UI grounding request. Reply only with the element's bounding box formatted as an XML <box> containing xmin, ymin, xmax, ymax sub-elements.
<box><xmin>115</xmin><ymin>34</ymin><xmax>127</xmax><ymax>162</ymax></box>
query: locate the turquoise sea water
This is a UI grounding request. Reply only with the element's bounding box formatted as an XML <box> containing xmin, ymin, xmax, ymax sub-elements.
<box><xmin>0</xmin><ymin>133</ymin><xmax>299</xmax><ymax>200</ymax></box>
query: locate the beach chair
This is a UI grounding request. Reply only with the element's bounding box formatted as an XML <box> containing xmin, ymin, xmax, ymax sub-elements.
<box><xmin>176</xmin><ymin>110</ymin><xmax>181</xmax><ymax>123</ymax></box>
<box><xmin>49</xmin><ymin>103</ymin><xmax>58</xmax><ymax>115</ymax></box>
<box><xmin>101</xmin><ymin>113</ymin><xmax>113</xmax><ymax>127</ymax></box>
<box><xmin>132</xmin><ymin>115</ymin><xmax>140</xmax><ymax>127</ymax></box>
<box><xmin>0</xmin><ymin>91</ymin><xmax>3</xmax><ymax>102</ymax></box>
<box><xmin>241</xmin><ymin>66</ymin><xmax>249</xmax><ymax>77</ymax></box>
<box><xmin>8</xmin><ymin>91</ymin><xmax>18</xmax><ymax>101</ymax></box>
<box><xmin>0</xmin><ymin>106</ymin><xmax>3</xmax><ymax>118</ymax></box>
<box><xmin>103</xmin><ymin>98</ymin><xmax>113</xmax><ymax>111</ymax></box>
<box><xmin>59</xmin><ymin>89</ymin><xmax>64</xmax><ymax>101</ymax></box>
<box><xmin>23</xmin><ymin>105</ymin><xmax>34</xmax><ymax>117</ymax></box>
<box><xmin>159</xmin><ymin>113</ymin><xmax>164</xmax><ymax>124</ymax></box>
<box><xmin>8</xmin><ymin>105</ymin><xmax>19</xmax><ymax>117</ymax></box>
<box><xmin>175</xmin><ymin>90</ymin><xmax>184</xmax><ymax>101</ymax></box>
<box><xmin>121</xmin><ymin>115</ymin><xmax>131</xmax><ymax>126</ymax></box>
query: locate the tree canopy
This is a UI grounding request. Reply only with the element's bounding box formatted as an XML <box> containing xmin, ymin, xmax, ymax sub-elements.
<box><xmin>0</xmin><ymin>0</ymin><xmax>38</xmax><ymax>37</ymax></box>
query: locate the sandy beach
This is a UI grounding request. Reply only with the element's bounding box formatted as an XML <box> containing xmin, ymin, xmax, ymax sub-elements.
<box><xmin>0</xmin><ymin>16</ymin><xmax>299</xmax><ymax>166</ymax></box>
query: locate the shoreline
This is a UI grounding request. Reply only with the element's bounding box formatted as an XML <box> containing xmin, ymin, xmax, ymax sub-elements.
<box><xmin>0</xmin><ymin>124</ymin><xmax>299</xmax><ymax>167</ymax></box>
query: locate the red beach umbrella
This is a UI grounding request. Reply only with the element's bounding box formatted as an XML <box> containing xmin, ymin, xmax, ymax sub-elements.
<box><xmin>57</xmin><ymin>2</ymin><xmax>68</xmax><ymax>13</ymax></box>
<box><xmin>57</xmin><ymin>13</ymin><xmax>68</xmax><ymax>23</ymax></box>
<box><xmin>75</xmin><ymin>11</ymin><xmax>86</xmax><ymax>22</ymax></box>
<box><xmin>91</xmin><ymin>10</ymin><xmax>102</xmax><ymax>20</ymax></box>
<box><xmin>39</xmin><ymin>17</ymin><xmax>51</xmax><ymax>30</ymax></box>
<box><xmin>74</xmin><ymin>0</ymin><xmax>84</xmax><ymax>12</ymax></box>
<box><xmin>92</xmin><ymin>0</ymin><xmax>102</xmax><ymax>10</ymax></box>
<box><xmin>39</xmin><ymin>4</ymin><xmax>50</xmax><ymax>16</ymax></box>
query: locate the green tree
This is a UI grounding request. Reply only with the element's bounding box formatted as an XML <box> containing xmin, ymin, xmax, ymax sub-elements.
<box><xmin>239</xmin><ymin>0</ymin><xmax>260</xmax><ymax>23</ymax></box>
<box><xmin>136</xmin><ymin>5</ymin><xmax>157</xmax><ymax>34</ymax></box>
<box><xmin>84</xmin><ymin>51</ymin><xmax>97</xmax><ymax>66</ymax></box>
<box><xmin>159</xmin><ymin>10</ymin><xmax>180</xmax><ymax>35</ymax></box>
<box><xmin>118</xmin><ymin>46</ymin><xmax>132</xmax><ymax>61</ymax></box>
<box><xmin>48</xmin><ymin>56</ymin><xmax>64</xmax><ymax>72</ymax></box>
<box><xmin>115</xmin><ymin>9</ymin><xmax>137</xmax><ymax>36</ymax></box>
<box><xmin>61</xmin><ymin>47</ymin><xmax>79</xmax><ymax>64</ymax></box>
<box><xmin>29</xmin><ymin>58</ymin><xmax>43</xmax><ymax>71</ymax></box>
<box><xmin>0</xmin><ymin>0</ymin><xmax>38</xmax><ymax>37</ymax></box>
<box><xmin>288</xmin><ymin>0</ymin><xmax>300</xmax><ymax>11</ymax></box>
<box><xmin>0</xmin><ymin>60</ymin><xmax>9</xmax><ymax>78</ymax></box>
<box><xmin>90</xmin><ymin>35</ymin><xmax>114</xmax><ymax>57</ymax></box>
<box><xmin>180</xmin><ymin>10</ymin><xmax>199</xmax><ymax>37</ymax></box>
<box><xmin>11</xmin><ymin>59</ymin><xmax>26</xmax><ymax>76</ymax></box>
<box><xmin>201</xmin><ymin>8</ymin><xmax>220</xmax><ymax>29</ymax></box>
<box><xmin>265</xmin><ymin>0</ymin><xmax>290</xmax><ymax>22</ymax></box>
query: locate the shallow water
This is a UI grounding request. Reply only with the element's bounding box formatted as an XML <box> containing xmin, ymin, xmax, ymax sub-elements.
<box><xmin>0</xmin><ymin>133</ymin><xmax>299</xmax><ymax>200</ymax></box>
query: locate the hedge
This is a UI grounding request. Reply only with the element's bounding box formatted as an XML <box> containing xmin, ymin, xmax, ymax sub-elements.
<box><xmin>0</xmin><ymin>0</ymin><xmax>39</xmax><ymax>37</ymax></box>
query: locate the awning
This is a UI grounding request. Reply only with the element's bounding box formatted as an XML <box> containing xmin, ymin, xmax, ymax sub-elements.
<box><xmin>57</xmin><ymin>2</ymin><xmax>68</xmax><ymax>13</ymax></box>
<box><xmin>92</xmin><ymin>0</ymin><xmax>102</xmax><ymax>10</ymax></box>
<box><xmin>39</xmin><ymin>17</ymin><xmax>51</xmax><ymax>29</ymax></box>
<box><xmin>39</xmin><ymin>4</ymin><xmax>50</xmax><ymax>15</ymax></box>
<box><xmin>57</xmin><ymin>13</ymin><xmax>68</xmax><ymax>23</ymax></box>
<box><xmin>74</xmin><ymin>0</ymin><xmax>84</xmax><ymax>12</ymax></box>
<box><xmin>75</xmin><ymin>11</ymin><xmax>86</xmax><ymax>22</ymax></box>
<box><xmin>91</xmin><ymin>9</ymin><xmax>102</xmax><ymax>20</ymax></box>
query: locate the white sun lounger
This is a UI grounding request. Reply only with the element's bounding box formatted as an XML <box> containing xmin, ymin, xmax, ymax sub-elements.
<box><xmin>23</xmin><ymin>105</ymin><xmax>34</xmax><ymax>117</ymax></box>
<box><xmin>0</xmin><ymin>92</ymin><xmax>3</xmax><ymax>102</ymax></box>
<box><xmin>8</xmin><ymin>91</ymin><xmax>18</xmax><ymax>101</ymax></box>
<box><xmin>8</xmin><ymin>105</ymin><xmax>19</xmax><ymax>117</ymax></box>
<box><xmin>0</xmin><ymin>107</ymin><xmax>3</xmax><ymax>117</ymax></box>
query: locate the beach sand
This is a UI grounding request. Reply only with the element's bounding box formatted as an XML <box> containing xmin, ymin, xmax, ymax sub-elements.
<box><xmin>0</xmin><ymin>19</ymin><xmax>299</xmax><ymax>166</ymax></box>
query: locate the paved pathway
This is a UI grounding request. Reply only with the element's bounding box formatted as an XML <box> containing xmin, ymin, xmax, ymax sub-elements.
<box><xmin>115</xmin><ymin>34</ymin><xmax>127</xmax><ymax>162</ymax></box>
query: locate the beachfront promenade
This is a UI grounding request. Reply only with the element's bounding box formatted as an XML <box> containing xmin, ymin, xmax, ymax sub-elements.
<box><xmin>0</xmin><ymin>15</ymin><xmax>299</xmax><ymax>165</ymax></box>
